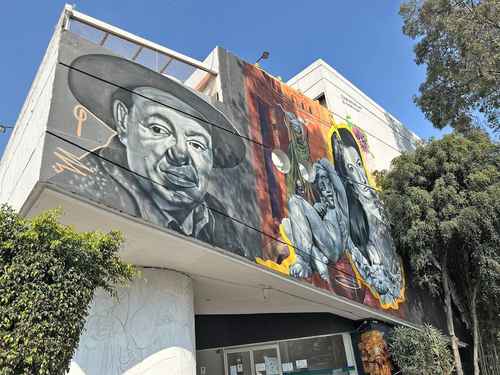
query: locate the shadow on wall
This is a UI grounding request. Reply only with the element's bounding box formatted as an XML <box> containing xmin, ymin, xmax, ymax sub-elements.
<box><xmin>384</xmin><ymin>111</ymin><xmax>418</xmax><ymax>152</ymax></box>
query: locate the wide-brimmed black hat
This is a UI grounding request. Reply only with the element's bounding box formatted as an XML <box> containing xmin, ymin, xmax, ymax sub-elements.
<box><xmin>68</xmin><ymin>54</ymin><xmax>245</xmax><ymax>168</ymax></box>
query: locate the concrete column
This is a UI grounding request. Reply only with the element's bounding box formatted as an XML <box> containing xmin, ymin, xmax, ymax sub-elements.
<box><xmin>69</xmin><ymin>268</ymin><xmax>195</xmax><ymax>375</ymax></box>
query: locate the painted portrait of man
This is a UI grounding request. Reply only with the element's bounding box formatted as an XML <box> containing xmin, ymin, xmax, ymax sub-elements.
<box><xmin>52</xmin><ymin>54</ymin><xmax>246</xmax><ymax>256</ymax></box>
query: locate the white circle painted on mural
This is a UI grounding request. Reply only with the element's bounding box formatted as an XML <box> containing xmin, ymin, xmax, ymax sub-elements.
<box><xmin>299</xmin><ymin>161</ymin><xmax>315</xmax><ymax>182</ymax></box>
<box><xmin>271</xmin><ymin>149</ymin><xmax>291</xmax><ymax>174</ymax></box>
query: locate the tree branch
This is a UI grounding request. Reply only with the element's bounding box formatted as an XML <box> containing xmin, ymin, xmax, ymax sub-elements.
<box><xmin>486</xmin><ymin>258</ymin><xmax>500</xmax><ymax>274</ymax></box>
<box><xmin>430</xmin><ymin>254</ymin><xmax>442</xmax><ymax>271</ymax></box>
<box><xmin>448</xmin><ymin>273</ymin><xmax>471</xmax><ymax>329</ymax></box>
<box><xmin>455</xmin><ymin>0</ymin><xmax>500</xmax><ymax>31</ymax></box>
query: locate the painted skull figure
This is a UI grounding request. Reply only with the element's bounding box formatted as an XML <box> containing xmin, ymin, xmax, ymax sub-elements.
<box><xmin>295</xmin><ymin>179</ymin><xmax>305</xmax><ymax>197</ymax></box>
<box><xmin>315</xmin><ymin>166</ymin><xmax>336</xmax><ymax>209</ymax></box>
<box><xmin>286</xmin><ymin>111</ymin><xmax>305</xmax><ymax>137</ymax></box>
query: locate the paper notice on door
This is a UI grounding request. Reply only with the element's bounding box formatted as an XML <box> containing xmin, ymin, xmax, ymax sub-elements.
<box><xmin>230</xmin><ymin>365</ymin><xmax>237</xmax><ymax>375</ymax></box>
<box><xmin>255</xmin><ymin>362</ymin><xmax>266</xmax><ymax>372</ymax></box>
<box><xmin>296</xmin><ymin>359</ymin><xmax>308</xmax><ymax>369</ymax></box>
<box><xmin>282</xmin><ymin>362</ymin><xmax>294</xmax><ymax>372</ymax></box>
<box><xmin>264</xmin><ymin>356</ymin><xmax>280</xmax><ymax>375</ymax></box>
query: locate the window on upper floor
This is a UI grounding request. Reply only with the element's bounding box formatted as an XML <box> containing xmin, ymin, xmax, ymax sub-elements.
<box><xmin>315</xmin><ymin>93</ymin><xmax>328</xmax><ymax>108</ymax></box>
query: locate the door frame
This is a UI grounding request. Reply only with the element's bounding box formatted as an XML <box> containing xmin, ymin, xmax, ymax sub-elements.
<box><xmin>223</xmin><ymin>343</ymin><xmax>282</xmax><ymax>375</ymax></box>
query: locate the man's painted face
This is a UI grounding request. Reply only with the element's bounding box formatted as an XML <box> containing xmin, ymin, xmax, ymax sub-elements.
<box><xmin>116</xmin><ymin>87</ymin><xmax>213</xmax><ymax>211</ymax></box>
<box><xmin>316</xmin><ymin>168</ymin><xmax>335</xmax><ymax>208</ymax></box>
<box><xmin>343</xmin><ymin>145</ymin><xmax>371</xmax><ymax>199</ymax></box>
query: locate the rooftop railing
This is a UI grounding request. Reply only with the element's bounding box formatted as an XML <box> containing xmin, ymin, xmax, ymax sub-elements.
<box><xmin>64</xmin><ymin>7</ymin><xmax>217</xmax><ymax>94</ymax></box>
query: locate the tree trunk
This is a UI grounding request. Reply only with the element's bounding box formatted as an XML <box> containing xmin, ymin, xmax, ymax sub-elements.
<box><xmin>442</xmin><ymin>254</ymin><xmax>464</xmax><ymax>375</ymax></box>
<box><xmin>471</xmin><ymin>283</ymin><xmax>480</xmax><ymax>375</ymax></box>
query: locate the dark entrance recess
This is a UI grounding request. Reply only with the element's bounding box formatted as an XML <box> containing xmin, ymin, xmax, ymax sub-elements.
<box><xmin>195</xmin><ymin>313</ymin><xmax>357</xmax><ymax>350</ymax></box>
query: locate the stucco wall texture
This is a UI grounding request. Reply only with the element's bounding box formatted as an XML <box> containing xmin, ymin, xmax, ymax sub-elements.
<box><xmin>70</xmin><ymin>268</ymin><xmax>196</xmax><ymax>375</ymax></box>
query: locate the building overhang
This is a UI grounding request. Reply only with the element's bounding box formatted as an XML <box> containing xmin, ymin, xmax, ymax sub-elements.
<box><xmin>21</xmin><ymin>182</ymin><xmax>420</xmax><ymax>329</ymax></box>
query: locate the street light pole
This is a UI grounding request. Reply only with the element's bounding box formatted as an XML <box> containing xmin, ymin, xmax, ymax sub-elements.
<box><xmin>255</xmin><ymin>51</ymin><xmax>270</xmax><ymax>65</ymax></box>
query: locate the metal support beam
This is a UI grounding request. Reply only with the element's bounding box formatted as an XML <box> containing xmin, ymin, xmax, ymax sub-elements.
<box><xmin>99</xmin><ymin>32</ymin><xmax>109</xmax><ymax>46</ymax></box>
<box><xmin>131</xmin><ymin>46</ymin><xmax>143</xmax><ymax>61</ymax></box>
<box><xmin>159</xmin><ymin>58</ymin><xmax>173</xmax><ymax>74</ymax></box>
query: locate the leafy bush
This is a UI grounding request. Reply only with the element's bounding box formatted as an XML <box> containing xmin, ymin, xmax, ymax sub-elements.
<box><xmin>389</xmin><ymin>324</ymin><xmax>454</xmax><ymax>375</ymax></box>
<box><xmin>0</xmin><ymin>205</ymin><xmax>135</xmax><ymax>375</ymax></box>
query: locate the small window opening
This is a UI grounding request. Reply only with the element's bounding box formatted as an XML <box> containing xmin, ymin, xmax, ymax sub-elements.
<box><xmin>315</xmin><ymin>93</ymin><xmax>327</xmax><ymax>108</ymax></box>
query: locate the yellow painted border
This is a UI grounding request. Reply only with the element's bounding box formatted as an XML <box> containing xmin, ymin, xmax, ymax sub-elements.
<box><xmin>256</xmin><ymin>117</ymin><xmax>406</xmax><ymax>310</ymax></box>
<box><xmin>326</xmin><ymin>120</ymin><xmax>378</xmax><ymax>189</ymax></box>
<box><xmin>255</xmin><ymin>224</ymin><xmax>297</xmax><ymax>275</ymax></box>
<box><xmin>346</xmin><ymin>252</ymin><xmax>406</xmax><ymax>310</ymax></box>
<box><xmin>328</xmin><ymin>118</ymin><xmax>406</xmax><ymax>309</ymax></box>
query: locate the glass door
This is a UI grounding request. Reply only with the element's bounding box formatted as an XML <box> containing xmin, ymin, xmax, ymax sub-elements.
<box><xmin>225</xmin><ymin>350</ymin><xmax>253</xmax><ymax>375</ymax></box>
<box><xmin>252</xmin><ymin>345</ymin><xmax>281</xmax><ymax>375</ymax></box>
<box><xmin>224</xmin><ymin>344</ymin><xmax>282</xmax><ymax>375</ymax></box>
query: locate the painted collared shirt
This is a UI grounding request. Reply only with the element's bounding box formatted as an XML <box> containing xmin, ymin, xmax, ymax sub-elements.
<box><xmin>49</xmin><ymin>140</ymin><xmax>245</xmax><ymax>256</ymax></box>
<box><xmin>98</xmin><ymin>148</ymin><xmax>211</xmax><ymax>237</ymax></box>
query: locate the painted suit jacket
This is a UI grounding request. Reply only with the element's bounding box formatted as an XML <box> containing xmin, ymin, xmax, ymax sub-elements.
<box><xmin>49</xmin><ymin>139</ymin><xmax>245</xmax><ymax>257</ymax></box>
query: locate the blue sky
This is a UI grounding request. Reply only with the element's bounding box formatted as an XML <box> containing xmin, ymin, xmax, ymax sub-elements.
<box><xmin>0</xmin><ymin>1</ymin><xmax>450</xmax><ymax>158</ymax></box>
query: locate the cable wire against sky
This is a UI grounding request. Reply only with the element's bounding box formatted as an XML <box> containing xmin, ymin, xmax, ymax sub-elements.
<box><xmin>58</xmin><ymin>61</ymin><xmax>404</xmax><ymax>193</ymax></box>
<box><xmin>35</xmin><ymin>60</ymin><xmax>411</xmax><ymax>281</ymax></box>
<box><xmin>45</xmin><ymin>128</ymin><xmax>377</xmax><ymax>280</ymax></box>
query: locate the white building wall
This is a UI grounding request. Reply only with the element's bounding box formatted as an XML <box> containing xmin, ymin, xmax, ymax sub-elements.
<box><xmin>70</xmin><ymin>268</ymin><xmax>196</xmax><ymax>375</ymax></box>
<box><xmin>287</xmin><ymin>59</ymin><xmax>420</xmax><ymax>172</ymax></box>
<box><xmin>184</xmin><ymin>47</ymin><xmax>221</xmax><ymax>99</ymax></box>
<box><xmin>0</xmin><ymin>13</ymin><xmax>64</xmax><ymax>210</ymax></box>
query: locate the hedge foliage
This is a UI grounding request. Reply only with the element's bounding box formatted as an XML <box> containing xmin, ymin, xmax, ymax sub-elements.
<box><xmin>389</xmin><ymin>324</ymin><xmax>454</xmax><ymax>375</ymax></box>
<box><xmin>0</xmin><ymin>205</ymin><xmax>135</xmax><ymax>374</ymax></box>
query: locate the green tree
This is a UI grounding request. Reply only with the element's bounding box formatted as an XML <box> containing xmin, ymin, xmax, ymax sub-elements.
<box><xmin>0</xmin><ymin>205</ymin><xmax>136</xmax><ymax>375</ymax></box>
<box><xmin>400</xmin><ymin>0</ymin><xmax>500</xmax><ymax>134</ymax></box>
<box><xmin>378</xmin><ymin>131</ymin><xmax>500</xmax><ymax>375</ymax></box>
<box><xmin>389</xmin><ymin>324</ymin><xmax>454</xmax><ymax>375</ymax></box>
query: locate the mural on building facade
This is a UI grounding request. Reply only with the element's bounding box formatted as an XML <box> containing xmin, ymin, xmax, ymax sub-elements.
<box><xmin>50</xmin><ymin>54</ymin><xmax>246</xmax><ymax>257</ymax></box>
<box><xmin>357</xmin><ymin>330</ymin><xmax>393</xmax><ymax>375</ymax></box>
<box><xmin>46</xmin><ymin>42</ymin><xmax>405</xmax><ymax>314</ymax></box>
<box><xmin>245</xmin><ymin>66</ymin><xmax>405</xmax><ymax>310</ymax></box>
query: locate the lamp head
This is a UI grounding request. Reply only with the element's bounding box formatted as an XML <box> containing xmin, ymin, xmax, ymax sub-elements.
<box><xmin>0</xmin><ymin>125</ymin><xmax>14</xmax><ymax>134</ymax></box>
<box><xmin>255</xmin><ymin>51</ymin><xmax>270</xmax><ymax>65</ymax></box>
